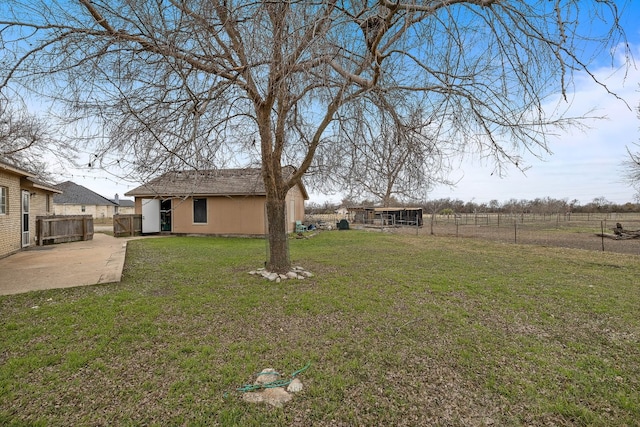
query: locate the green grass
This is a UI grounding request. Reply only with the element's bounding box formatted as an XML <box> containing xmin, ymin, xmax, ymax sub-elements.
<box><xmin>1</xmin><ymin>231</ymin><xmax>639</xmax><ymax>426</ymax></box>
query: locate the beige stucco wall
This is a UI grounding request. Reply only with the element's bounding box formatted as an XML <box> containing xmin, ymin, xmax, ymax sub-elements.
<box><xmin>285</xmin><ymin>184</ymin><xmax>306</xmax><ymax>232</ymax></box>
<box><xmin>132</xmin><ymin>184</ymin><xmax>306</xmax><ymax>235</ymax></box>
<box><xmin>171</xmin><ymin>196</ymin><xmax>267</xmax><ymax>235</ymax></box>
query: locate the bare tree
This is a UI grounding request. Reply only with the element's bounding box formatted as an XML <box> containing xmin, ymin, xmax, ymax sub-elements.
<box><xmin>624</xmin><ymin>104</ymin><xmax>640</xmax><ymax>200</ymax></box>
<box><xmin>0</xmin><ymin>96</ymin><xmax>69</xmax><ymax>179</ymax></box>
<box><xmin>0</xmin><ymin>0</ymin><xmax>629</xmax><ymax>272</ymax></box>
<box><xmin>323</xmin><ymin>99</ymin><xmax>454</xmax><ymax>207</ymax></box>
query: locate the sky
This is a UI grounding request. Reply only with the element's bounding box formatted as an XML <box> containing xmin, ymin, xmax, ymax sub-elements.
<box><xmin>425</xmin><ymin>47</ymin><xmax>640</xmax><ymax>206</ymax></box>
<box><xmin>44</xmin><ymin>3</ymin><xmax>640</xmax><ymax>206</ymax></box>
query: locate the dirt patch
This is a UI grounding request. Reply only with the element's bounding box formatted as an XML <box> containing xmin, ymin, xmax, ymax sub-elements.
<box><xmin>390</xmin><ymin>222</ymin><xmax>640</xmax><ymax>256</ymax></box>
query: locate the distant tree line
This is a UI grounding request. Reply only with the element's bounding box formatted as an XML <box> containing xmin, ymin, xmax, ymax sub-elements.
<box><xmin>306</xmin><ymin>196</ymin><xmax>639</xmax><ymax>215</ymax></box>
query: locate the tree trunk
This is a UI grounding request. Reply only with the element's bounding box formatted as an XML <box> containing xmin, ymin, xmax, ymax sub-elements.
<box><xmin>265</xmin><ymin>197</ymin><xmax>290</xmax><ymax>273</ymax></box>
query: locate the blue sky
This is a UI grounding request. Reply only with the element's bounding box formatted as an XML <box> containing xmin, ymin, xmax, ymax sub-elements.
<box><xmin>425</xmin><ymin>47</ymin><xmax>640</xmax><ymax>205</ymax></box>
<box><xmin>420</xmin><ymin>3</ymin><xmax>640</xmax><ymax>205</ymax></box>
<box><xmin>55</xmin><ymin>2</ymin><xmax>640</xmax><ymax>206</ymax></box>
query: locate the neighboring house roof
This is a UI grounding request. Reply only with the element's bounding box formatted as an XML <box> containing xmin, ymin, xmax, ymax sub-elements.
<box><xmin>125</xmin><ymin>167</ymin><xmax>309</xmax><ymax>199</ymax></box>
<box><xmin>0</xmin><ymin>159</ymin><xmax>62</xmax><ymax>193</ymax></box>
<box><xmin>53</xmin><ymin>181</ymin><xmax>117</xmax><ymax>206</ymax></box>
<box><xmin>110</xmin><ymin>199</ymin><xmax>134</xmax><ymax>208</ymax></box>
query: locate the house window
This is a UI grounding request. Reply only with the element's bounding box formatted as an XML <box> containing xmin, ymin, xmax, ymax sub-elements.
<box><xmin>46</xmin><ymin>194</ymin><xmax>51</xmax><ymax>213</ymax></box>
<box><xmin>81</xmin><ymin>205</ymin><xmax>86</xmax><ymax>212</ymax></box>
<box><xmin>193</xmin><ymin>198</ymin><xmax>207</xmax><ymax>223</ymax></box>
<box><xmin>0</xmin><ymin>186</ymin><xmax>6</xmax><ymax>214</ymax></box>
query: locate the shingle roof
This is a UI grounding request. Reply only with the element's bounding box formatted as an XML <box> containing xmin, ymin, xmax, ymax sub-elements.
<box><xmin>125</xmin><ymin>167</ymin><xmax>308</xmax><ymax>199</ymax></box>
<box><xmin>0</xmin><ymin>158</ymin><xmax>34</xmax><ymax>177</ymax></box>
<box><xmin>53</xmin><ymin>181</ymin><xmax>117</xmax><ymax>206</ymax></box>
<box><xmin>0</xmin><ymin>159</ymin><xmax>62</xmax><ymax>193</ymax></box>
<box><xmin>110</xmin><ymin>199</ymin><xmax>134</xmax><ymax>207</ymax></box>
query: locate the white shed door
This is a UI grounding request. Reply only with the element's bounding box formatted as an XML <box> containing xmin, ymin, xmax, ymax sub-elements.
<box><xmin>141</xmin><ymin>199</ymin><xmax>161</xmax><ymax>233</ymax></box>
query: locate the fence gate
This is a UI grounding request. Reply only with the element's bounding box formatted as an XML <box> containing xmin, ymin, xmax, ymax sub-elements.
<box><xmin>113</xmin><ymin>214</ymin><xmax>142</xmax><ymax>237</ymax></box>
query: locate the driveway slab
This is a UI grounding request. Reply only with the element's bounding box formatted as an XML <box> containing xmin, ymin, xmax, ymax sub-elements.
<box><xmin>0</xmin><ymin>233</ymin><xmax>130</xmax><ymax>296</ymax></box>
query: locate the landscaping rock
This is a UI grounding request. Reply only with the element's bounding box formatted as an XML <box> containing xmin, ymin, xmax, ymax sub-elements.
<box><xmin>242</xmin><ymin>387</ymin><xmax>292</xmax><ymax>408</ymax></box>
<box><xmin>287</xmin><ymin>378</ymin><xmax>303</xmax><ymax>393</ymax></box>
<box><xmin>250</xmin><ymin>266</ymin><xmax>314</xmax><ymax>282</ymax></box>
<box><xmin>241</xmin><ymin>368</ymin><xmax>303</xmax><ymax>408</ymax></box>
<box><xmin>255</xmin><ymin>368</ymin><xmax>279</xmax><ymax>384</ymax></box>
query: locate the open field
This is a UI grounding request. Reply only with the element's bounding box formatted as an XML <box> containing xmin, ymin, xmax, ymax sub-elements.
<box><xmin>309</xmin><ymin>212</ymin><xmax>640</xmax><ymax>255</ymax></box>
<box><xmin>1</xmin><ymin>231</ymin><xmax>639</xmax><ymax>426</ymax></box>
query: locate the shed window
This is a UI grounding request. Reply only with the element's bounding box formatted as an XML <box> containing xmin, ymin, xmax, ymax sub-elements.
<box><xmin>0</xmin><ymin>187</ymin><xmax>6</xmax><ymax>214</ymax></box>
<box><xmin>193</xmin><ymin>198</ymin><xmax>207</xmax><ymax>223</ymax></box>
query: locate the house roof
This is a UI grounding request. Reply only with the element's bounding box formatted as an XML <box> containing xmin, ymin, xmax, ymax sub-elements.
<box><xmin>110</xmin><ymin>199</ymin><xmax>134</xmax><ymax>208</ymax></box>
<box><xmin>25</xmin><ymin>177</ymin><xmax>63</xmax><ymax>194</ymax></box>
<box><xmin>0</xmin><ymin>158</ymin><xmax>35</xmax><ymax>177</ymax></box>
<box><xmin>53</xmin><ymin>181</ymin><xmax>117</xmax><ymax>206</ymax></box>
<box><xmin>0</xmin><ymin>159</ymin><xmax>62</xmax><ymax>193</ymax></box>
<box><xmin>125</xmin><ymin>167</ymin><xmax>309</xmax><ymax>199</ymax></box>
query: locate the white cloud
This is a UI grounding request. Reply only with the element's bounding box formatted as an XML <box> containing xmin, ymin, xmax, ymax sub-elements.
<box><xmin>427</xmin><ymin>43</ymin><xmax>640</xmax><ymax>205</ymax></box>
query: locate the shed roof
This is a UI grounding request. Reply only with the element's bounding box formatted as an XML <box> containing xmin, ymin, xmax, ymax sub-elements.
<box><xmin>53</xmin><ymin>181</ymin><xmax>117</xmax><ymax>206</ymax></box>
<box><xmin>348</xmin><ymin>206</ymin><xmax>423</xmax><ymax>212</ymax></box>
<box><xmin>125</xmin><ymin>167</ymin><xmax>309</xmax><ymax>199</ymax></box>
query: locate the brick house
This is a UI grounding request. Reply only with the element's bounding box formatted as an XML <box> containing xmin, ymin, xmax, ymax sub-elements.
<box><xmin>53</xmin><ymin>181</ymin><xmax>130</xmax><ymax>219</ymax></box>
<box><xmin>0</xmin><ymin>159</ymin><xmax>62</xmax><ymax>258</ymax></box>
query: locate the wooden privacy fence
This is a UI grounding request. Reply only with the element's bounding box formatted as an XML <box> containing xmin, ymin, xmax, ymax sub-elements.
<box><xmin>113</xmin><ymin>214</ymin><xmax>142</xmax><ymax>237</ymax></box>
<box><xmin>36</xmin><ymin>215</ymin><xmax>94</xmax><ymax>245</ymax></box>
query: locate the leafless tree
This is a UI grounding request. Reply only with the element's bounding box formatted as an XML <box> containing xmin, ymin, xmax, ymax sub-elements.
<box><xmin>0</xmin><ymin>96</ymin><xmax>69</xmax><ymax>179</ymax></box>
<box><xmin>624</xmin><ymin>104</ymin><xmax>640</xmax><ymax>200</ymax></box>
<box><xmin>0</xmin><ymin>0</ymin><xmax>629</xmax><ymax>272</ymax></box>
<box><xmin>318</xmin><ymin>98</ymin><xmax>454</xmax><ymax>207</ymax></box>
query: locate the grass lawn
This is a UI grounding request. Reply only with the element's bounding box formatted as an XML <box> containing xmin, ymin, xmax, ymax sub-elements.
<box><xmin>1</xmin><ymin>231</ymin><xmax>639</xmax><ymax>426</ymax></box>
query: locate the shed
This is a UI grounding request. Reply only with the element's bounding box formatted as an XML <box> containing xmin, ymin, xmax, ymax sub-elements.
<box><xmin>349</xmin><ymin>206</ymin><xmax>423</xmax><ymax>226</ymax></box>
<box><xmin>125</xmin><ymin>166</ymin><xmax>308</xmax><ymax>235</ymax></box>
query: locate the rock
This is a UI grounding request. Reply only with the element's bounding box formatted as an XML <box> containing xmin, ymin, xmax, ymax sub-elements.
<box><xmin>242</xmin><ymin>391</ymin><xmax>264</xmax><ymax>404</ymax></box>
<box><xmin>243</xmin><ymin>387</ymin><xmax>293</xmax><ymax>408</ymax></box>
<box><xmin>287</xmin><ymin>378</ymin><xmax>303</xmax><ymax>393</ymax></box>
<box><xmin>242</xmin><ymin>388</ymin><xmax>292</xmax><ymax>407</ymax></box>
<box><xmin>264</xmin><ymin>387</ymin><xmax>292</xmax><ymax>407</ymax></box>
<box><xmin>250</xmin><ymin>267</ymin><xmax>313</xmax><ymax>281</ymax></box>
<box><xmin>255</xmin><ymin>368</ymin><xmax>279</xmax><ymax>384</ymax></box>
<box><xmin>242</xmin><ymin>367</ymin><xmax>304</xmax><ymax>408</ymax></box>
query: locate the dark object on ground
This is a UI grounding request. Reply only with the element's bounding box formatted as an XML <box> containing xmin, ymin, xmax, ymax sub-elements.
<box><xmin>597</xmin><ymin>223</ymin><xmax>640</xmax><ymax>240</ymax></box>
<box><xmin>337</xmin><ymin>219</ymin><xmax>349</xmax><ymax>230</ymax></box>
